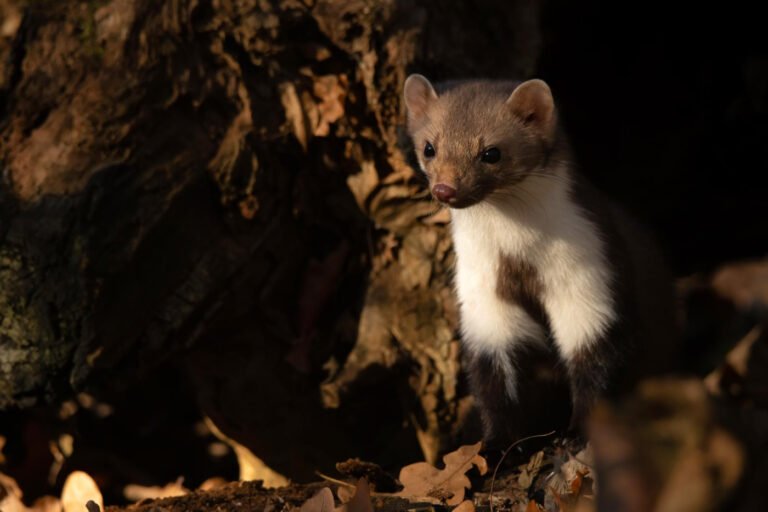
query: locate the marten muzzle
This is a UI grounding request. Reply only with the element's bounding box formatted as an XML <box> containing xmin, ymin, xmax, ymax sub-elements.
<box><xmin>432</xmin><ymin>183</ymin><xmax>457</xmax><ymax>204</ymax></box>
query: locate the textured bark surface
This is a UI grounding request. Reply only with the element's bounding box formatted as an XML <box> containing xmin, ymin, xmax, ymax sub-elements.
<box><xmin>0</xmin><ymin>0</ymin><xmax>541</xmax><ymax>478</ymax></box>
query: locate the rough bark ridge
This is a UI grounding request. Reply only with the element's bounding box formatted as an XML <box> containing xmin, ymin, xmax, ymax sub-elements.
<box><xmin>0</xmin><ymin>0</ymin><xmax>540</xmax><ymax>476</ymax></box>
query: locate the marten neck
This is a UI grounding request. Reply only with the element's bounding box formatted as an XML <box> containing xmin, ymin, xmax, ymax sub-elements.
<box><xmin>450</xmin><ymin>164</ymin><xmax>576</xmax><ymax>237</ymax></box>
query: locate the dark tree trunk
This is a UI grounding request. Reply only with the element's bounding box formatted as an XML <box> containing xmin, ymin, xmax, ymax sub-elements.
<box><xmin>0</xmin><ymin>0</ymin><xmax>541</xmax><ymax>477</ymax></box>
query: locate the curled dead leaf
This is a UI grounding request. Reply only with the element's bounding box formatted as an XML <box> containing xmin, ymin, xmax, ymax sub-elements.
<box><xmin>299</xmin><ymin>487</ymin><xmax>335</xmax><ymax>512</ymax></box>
<box><xmin>517</xmin><ymin>450</ymin><xmax>545</xmax><ymax>489</ymax></box>
<box><xmin>205</xmin><ymin>417</ymin><xmax>289</xmax><ymax>487</ymax></box>
<box><xmin>453</xmin><ymin>500</ymin><xmax>476</xmax><ymax>512</ymax></box>
<box><xmin>61</xmin><ymin>471</ymin><xmax>103</xmax><ymax>512</ymax></box>
<box><xmin>123</xmin><ymin>478</ymin><xmax>188</xmax><ymax>502</ymax></box>
<box><xmin>30</xmin><ymin>496</ymin><xmax>63</xmax><ymax>512</ymax></box>
<box><xmin>337</xmin><ymin>479</ymin><xmax>373</xmax><ymax>512</ymax></box>
<box><xmin>525</xmin><ymin>500</ymin><xmax>542</xmax><ymax>512</ymax></box>
<box><xmin>395</xmin><ymin>442</ymin><xmax>487</xmax><ymax>506</ymax></box>
<box><xmin>0</xmin><ymin>472</ymin><xmax>27</xmax><ymax>512</ymax></box>
<box><xmin>199</xmin><ymin>477</ymin><xmax>228</xmax><ymax>491</ymax></box>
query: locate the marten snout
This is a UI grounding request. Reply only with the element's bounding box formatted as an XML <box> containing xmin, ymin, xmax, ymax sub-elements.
<box><xmin>432</xmin><ymin>183</ymin><xmax>457</xmax><ymax>204</ymax></box>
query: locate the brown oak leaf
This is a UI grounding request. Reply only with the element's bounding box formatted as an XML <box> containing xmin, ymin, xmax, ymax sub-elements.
<box><xmin>395</xmin><ymin>442</ymin><xmax>487</xmax><ymax>506</ymax></box>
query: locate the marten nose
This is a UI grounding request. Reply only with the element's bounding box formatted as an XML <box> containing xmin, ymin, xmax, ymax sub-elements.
<box><xmin>432</xmin><ymin>184</ymin><xmax>457</xmax><ymax>203</ymax></box>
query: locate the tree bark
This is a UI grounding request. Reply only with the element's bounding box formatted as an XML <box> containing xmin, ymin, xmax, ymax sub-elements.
<box><xmin>0</xmin><ymin>0</ymin><xmax>541</xmax><ymax>476</ymax></box>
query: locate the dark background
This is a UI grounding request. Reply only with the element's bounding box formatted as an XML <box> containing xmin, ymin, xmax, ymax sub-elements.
<box><xmin>539</xmin><ymin>0</ymin><xmax>768</xmax><ymax>273</ymax></box>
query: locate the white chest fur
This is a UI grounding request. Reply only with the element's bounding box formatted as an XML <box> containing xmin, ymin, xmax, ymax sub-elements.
<box><xmin>450</xmin><ymin>174</ymin><xmax>616</xmax><ymax>363</ymax></box>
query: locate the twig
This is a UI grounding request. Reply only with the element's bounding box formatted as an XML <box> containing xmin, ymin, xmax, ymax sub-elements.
<box><xmin>488</xmin><ymin>431</ymin><xmax>556</xmax><ymax>512</ymax></box>
<box><xmin>315</xmin><ymin>471</ymin><xmax>357</xmax><ymax>489</ymax></box>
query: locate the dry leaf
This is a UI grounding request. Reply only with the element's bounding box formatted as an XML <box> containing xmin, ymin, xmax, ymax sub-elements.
<box><xmin>395</xmin><ymin>442</ymin><xmax>487</xmax><ymax>505</ymax></box>
<box><xmin>549</xmin><ymin>486</ymin><xmax>566</xmax><ymax>512</ymax></box>
<box><xmin>29</xmin><ymin>496</ymin><xmax>63</xmax><ymax>512</ymax></box>
<box><xmin>570</xmin><ymin>472</ymin><xmax>584</xmax><ymax>495</ymax></box>
<box><xmin>199</xmin><ymin>477</ymin><xmax>228</xmax><ymax>491</ymax></box>
<box><xmin>0</xmin><ymin>474</ymin><xmax>63</xmax><ymax>512</ymax></box>
<box><xmin>548</xmin><ymin>446</ymin><xmax>593</xmax><ymax>497</ymax></box>
<box><xmin>337</xmin><ymin>479</ymin><xmax>373</xmax><ymax>512</ymax></box>
<box><xmin>453</xmin><ymin>500</ymin><xmax>476</xmax><ymax>512</ymax></box>
<box><xmin>525</xmin><ymin>500</ymin><xmax>542</xmax><ymax>512</ymax></box>
<box><xmin>336</xmin><ymin>485</ymin><xmax>353</xmax><ymax>504</ymax></box>
<box><xmin>705</xmin><ymin>326</ymin><xmax>761</xmax><ymax>394</ymax></box>
<box><xmin>205</xmin><ymin>417</ymin><xmax>289</xmax><ymax>487</ymax></box>
<box><xmin>517</xmin><ymin>450</ymin><xmax>545</xmax><ymax>489</ymax></box>
<box><xmin>299</xmin><ymin>487</ymin><xmax>336</xmax><ymax>512</ymax></box>
<box><xmin>124</xmin><ymin>478</ymin><xmax>188</xmax><ymax>501</ymax></box>
<box><xmin>0</xmin><ymin>472</ymin><xmax>27</xmax><ymax>512</ymax></box>
<box><xmin>61</xmin><ymin>471</ymin><xmax>103</xmax><ymax>512</ymax></box>
<box><xmin>711</xmin><ymin>259</ymin><xmax>768</xmax><ymax>308</ymax></box>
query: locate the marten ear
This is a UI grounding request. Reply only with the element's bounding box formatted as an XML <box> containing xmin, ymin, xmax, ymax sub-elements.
<box><xmin>403</xmin><ymin>74</ymin><xmax>438</xmax><ymax>131</ymax></box>
<box><xmin>506</xmin><ymin>79</ymin><xmax>556</xmax><ymax>138</ymax></box>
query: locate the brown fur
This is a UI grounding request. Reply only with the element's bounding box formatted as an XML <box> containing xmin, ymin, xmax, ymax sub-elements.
<box><xmin>403</xmin><ymin>75</ymin><xmax>681</xmax><ymax>441</ymax></box>
<box><xmin>404</xmin><ymin>77</ymin><xmax>555</xmax><ymax>208</ymax></box>
<box><xmin>496</xmin><ymin>255</ymin><xmax>548</xmax><ymax>329</ymax></box>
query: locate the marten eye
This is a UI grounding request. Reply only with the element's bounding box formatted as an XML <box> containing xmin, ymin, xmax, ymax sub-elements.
<box><xmin>424</xmin><ymin>142</ymin><xmax>436</xmax><ymax>159</ymax></box>
<box><xmin>481</xmin><ymin>147</ymin><xmax>501</xmax><ymax>164</ymax></box>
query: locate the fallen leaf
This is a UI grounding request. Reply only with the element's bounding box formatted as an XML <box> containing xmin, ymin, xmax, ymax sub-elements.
<box><xmin>335</xmin><ymin>458</ymin><xmax>399</xmax><ymax>492</ymax></box>
<box><xmin>549</xmin><ymin>486</ymin><xmax>566</xmax><ymax>511</ymax></box>
<box><xmin>0</xmin><ymin>472</ymin><xmax>27</xmax><ymax>512</ymax></box>
<box><xmin>517</xmin><ymin>450</ymin><xmax>545</xmax><ymax>489</ymax></box>
<box><xmin>337</xmin><ymin>479</ymin><xmax>373</xmax><ymax>512</ymax></box>
<box><xmin>30</xmin><ymin>496</ymin><xmax>62</xmax><ymax>512</ymax></box>
<box><xmin>0</xmin><ymin>473</ymin><xmax>63</xmax><ymax>512</ymax></box>
<box><xmin>571</xmin><ymin>472</ymin><xmax>584</xmax><ymax>495</ymax></box>
<box><xmin>300</xmin><ymin>487</ymin><xmax>335</xmax><ymax>512</ymax></box>
<box><xmin>704</xmin><ymin>326</ymin><xmax>760</xmax><ymax>395</ymax></box>
<box><xmin>525</xmin><ymin>500</ymin><xmax>542</xmax><ymax>512</ymax></box>
<box><xmin>61</xmin><ymin>471</ymin><xmax>103</xmax><ymax>512</ymax></box>
<box><xmin>453</xmin><ymin>500</ymin><xmax>476</xmax><ymax>512</ymax></box>
<box><xmin>199</xmin><ymin>477</ymin><xmax>228</xmax><ymax>491</ymax></box>
<box><xmin>124</xmin><ymin>478</ymin><xmax>188</xmax><ymax>501</ymax></box>
<box><xmin>711</xmin><ymin>259</ymin><xmax>768</xmax><ymax>309</ymax></box>
<box><xmin>205</xmin><ymin>417</ymin><xmax>289</xmax><ymax>487</ymax></box>
<box><xmin>336</xmin><ymin>485</ymin><xmax>354</xmax><ymax>504</ymax></box>
<box><xmin>548</xmin><ymin>446</ymin><xmax>593</xmax><ymax>497</ymax></box>
<box><xmin>395</xmin><ymin>442</ymin><xmax>487</xmax><ymax>506</ymax></box>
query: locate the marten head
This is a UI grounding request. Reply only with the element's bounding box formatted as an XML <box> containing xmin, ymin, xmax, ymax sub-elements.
<box><xmin>403</xmin><ymin>75</ymin><xmax>559</xmax><ymax>209</ymax></box>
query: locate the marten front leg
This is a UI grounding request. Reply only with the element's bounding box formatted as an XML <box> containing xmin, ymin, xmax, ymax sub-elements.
<box><xmin>465</xmin><ymin>343</ymin><xmax>571</xmax><ymax>449</ymax></box>
<box><xmin>566</xmin><ymin>340</ymin><xmax>619</xmax><ymax>432</ymax></box>
<box><xmin>465</xmin><ymin>348</ymin><xmax>523</xmax><ymax>449</ymax></box>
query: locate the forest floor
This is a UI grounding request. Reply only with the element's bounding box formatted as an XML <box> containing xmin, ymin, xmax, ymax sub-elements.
<box><xmin>2</xmin><ymin>259</ymin><xmax>768</xmax><ymax>512</ymax></box>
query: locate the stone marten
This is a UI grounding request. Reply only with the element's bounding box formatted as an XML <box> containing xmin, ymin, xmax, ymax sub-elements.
<box><xmin>403</xmin><ymin>74</ymin><xmax>679</xmax><ymax>446</ymax></box>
